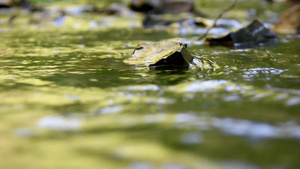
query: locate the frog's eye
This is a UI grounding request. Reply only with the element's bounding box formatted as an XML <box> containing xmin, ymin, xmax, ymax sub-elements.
<box><xmin>135</xmin><ymin>46</ymin><xmax>143</xmax><ymax>50</ymax></box>
<box><xmin>133</xmin><ymin>46</ymin><xmax>144</xmax><ymax>54</ymax></box>
<box><xmin>179</xmin><ymin>42</ymin><xmax>187</xmax><ymax>48</ymax></box>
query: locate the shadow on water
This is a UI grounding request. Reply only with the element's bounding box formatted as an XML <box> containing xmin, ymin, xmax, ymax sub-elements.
<box><xmin>37</xmin><ymin>59</ymin><xmax>193</xmax><ymax>88</ymax></box>
<box><xmin>0</xmin><ymin>56</ymin><xmax>193</xmax><ymax>91</ymax></box>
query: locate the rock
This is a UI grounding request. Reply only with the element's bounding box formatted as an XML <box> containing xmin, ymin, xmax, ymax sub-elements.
<box><xmin>205</xmin><ymin>19</ymin><xmax>278</xmax><ymax>48</ymax></box>
<box><xmin>129</xmin><ymin>0</ymin><xmax>206</xmax><ymax>16</ymax></box>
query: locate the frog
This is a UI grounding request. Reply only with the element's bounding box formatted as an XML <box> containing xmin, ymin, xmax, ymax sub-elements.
<box><xmin>124</xmin><ymin>40</ymin><xmax>194</xmax><ymax>69</ymax></box>
<box><xmin>124</xmin><ymin>40</ymin><xmax>219</xmax><ymax>70</ymax></box>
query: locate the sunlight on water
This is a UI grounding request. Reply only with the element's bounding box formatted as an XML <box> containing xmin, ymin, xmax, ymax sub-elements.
<box><xmin>37</xmin><ymin>115</ymin><xmax>82</xmax><ymax>131</ymax></box>
<box><xmin>0</xmin><ymin>0</ymin><xmax>300</xmax><ymax>169</ymax></box>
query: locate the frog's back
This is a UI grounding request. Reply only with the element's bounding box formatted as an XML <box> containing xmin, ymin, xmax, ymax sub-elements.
<box><xmin>124</xmin><ymin>40</ymin><xmax>182</xmax><ymax>66</ymax></box>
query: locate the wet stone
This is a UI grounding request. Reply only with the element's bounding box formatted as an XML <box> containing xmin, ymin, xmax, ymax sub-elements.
<box><xmin>205</xmin><ymin>19</ymin><xmax>278</xmax><ymax>48</ymax></box>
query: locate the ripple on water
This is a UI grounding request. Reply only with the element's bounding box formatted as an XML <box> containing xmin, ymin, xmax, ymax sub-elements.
<box><xmin>37</xmin><ymin>115</ymin><xmax>82</xmax><ymax>131</ymax></box>
<box><xmin>181</xmin><ymin>132</ymin><xmax>203</xmax><ymax>145</ymax></box>
<box><xmin>162</xmin><ymin>163</ymin><xmax>189</xmax><ymax>169</ymax></box>
<box><xmin>128</xmin><ymin>162</ymin><xmax>153</xmax><ymax>169</ymax></box>
<box><xmin>286</xmin><ymin>97</ymin><xmax>300</xmax><ymax>106</ymax></box>
<box><xmin>91</xmin><ymin>105</ymin><xmax>124</xmax><ymax>115</ymax></box>
<box><xmin>179</xmin><ymin>80</ymin><xmax>228</xmax><ymax>92</ymax></box>
<box><xmin>126</xmin><ymin>85</ymin><xmax>160</xmax><ymax>91</ymax></box>
<box><xmin>169</xmin><ymin>80</ymin><xmax>300</xmax><ymax>106</ymax></box>
<box><xmin>175</xmin><ymin>113</ymin><xmax>300</xmax><ymax>139</ymax></box>
<box><xmin>242</xmin><ymin>67</ymin><xmax>288</xmax><ymax>80</ymax></box>
<box><xmin>14</xmin><ymin>128</ymin><xmax>34</xmax><ymax>138</ymax></box>
<box><xmin>218</xmin><ymin>162</ymin><xmax>260</xmax><ymax>169</ymax></box>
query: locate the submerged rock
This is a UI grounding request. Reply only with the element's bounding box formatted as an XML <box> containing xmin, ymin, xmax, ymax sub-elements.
<box><xmin>205</xmin><ymin>19</ymin><xmax>278</xmax><ymax>48</ymax></box>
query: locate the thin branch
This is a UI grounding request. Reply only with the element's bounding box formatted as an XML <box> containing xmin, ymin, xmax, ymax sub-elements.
<box><xmin>198</xmin><ymin>0</ymin><xmax>238</xmax><ymax>40</ymax></box>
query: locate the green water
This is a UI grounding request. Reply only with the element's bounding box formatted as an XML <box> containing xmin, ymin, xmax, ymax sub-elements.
<box><xmin>1</xmin><ymin>1</ymin><xmax>300</xmax><ymax>169</ymax></box>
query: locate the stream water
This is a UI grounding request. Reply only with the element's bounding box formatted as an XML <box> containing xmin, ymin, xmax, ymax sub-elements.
<box><xmin>0</xmin><ymin>0</ymin><xmax>300</xmax><ymax>169</ymax></box>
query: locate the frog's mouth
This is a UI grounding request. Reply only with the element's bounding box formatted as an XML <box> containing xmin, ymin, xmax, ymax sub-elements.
<box><xmin>149</xmin><ymin>51</ymin><xmax>189</xmax><ymax>70</ymax></box>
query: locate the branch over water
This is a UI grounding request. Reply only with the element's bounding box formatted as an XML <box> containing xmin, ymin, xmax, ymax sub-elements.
<box><xmin>198</xmin><ymin>0</ymin><xmax>238</xmax><ymax>40</ymax></box>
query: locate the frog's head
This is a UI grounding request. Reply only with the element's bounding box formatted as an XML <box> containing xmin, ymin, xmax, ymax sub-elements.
<box><xmin>124</xmin><ymin>40</ymin><xmax>193</xmax><ymax>70</ymax></box>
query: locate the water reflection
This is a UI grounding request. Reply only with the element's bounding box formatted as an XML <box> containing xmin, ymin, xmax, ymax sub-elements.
<box><xmin>242</xmin><ymin>67</ymin><xmax>287</xmax><ymax>80</ymax></box>
<box><xmin>37</xmin><ymin>115</ymin><xmax>82</xmax><ymax>131</ymax></box>
<box><xmin>92</xmin><ymin>105</ymin><xmax>124</xmax><ymax>115</ymax></box>
<box><xmin>286</xmin><ymin>97</ymin><xmax>300</xmax><ymax>106</ymax></box>
<box><xmin>212</xmin><ymin>118</ymin><xmax>300</xmax><ymax>139</ymax></box>
<box><xmin>175</xmin><ymin>113</ymin><xmax>300</xmax><ymax>139</ymax></box>
<box><xmin>14</xmin><ymin>128</ymin><xmax>34</xmax><ymax>138</ymax></box>
<box><xmin>181</xmin><ymin>132</ymin><xmax>203</xmax><ymax>145</ymax></box>
<box><xmin>217</xmin><ymin>162</ymin><xmax>259</xmax><ymax>169</ymax></box>
<box><xmin>33</xmin><ymin>110</ymin><xmax>300</xmax><ymax>140</ymax></box>
<box><xmin>1</xmin><ymin>2</ymin><xmax>300</xmax><ymax>168</ymax></box>
<box><xmin>169</xmin><ymin>80</ymin><xmax>300</xmax><ymax>107</ymax></box>
<box><xmin>128</xmin><ymin>162</ymin><xmax>153</xmax><ymax>169</ymax></box>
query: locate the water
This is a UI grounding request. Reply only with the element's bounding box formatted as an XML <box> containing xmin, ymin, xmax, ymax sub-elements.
<box><xmin>1</xmin><ymin>1</ymin><xmax>300</xmax><ymax>169</ymax></box>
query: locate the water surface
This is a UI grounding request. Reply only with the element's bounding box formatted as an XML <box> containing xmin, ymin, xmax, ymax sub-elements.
<box><xmin>0</xmin><ymin>1</ymin><xmax>300</xmax><ymax>169</ymax></box>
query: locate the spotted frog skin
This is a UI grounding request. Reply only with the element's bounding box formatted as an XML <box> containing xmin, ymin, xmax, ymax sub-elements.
<box><xmin>124</xmin><ymin>40</ymin><xmax>219</xmax><ymax>70</ymax></box>
<box><xmin>124</xmin><ymin>40</ymin><xmax>194</xmax><ymax>68</ymax></box>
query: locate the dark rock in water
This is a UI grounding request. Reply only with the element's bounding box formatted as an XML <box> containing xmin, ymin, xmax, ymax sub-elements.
<box><xmin>129</xmin><ymin>0</ymin><xmax>206</xmax><ymax>16</ymax></box>
<box><xmin>288</xmin><ymin>0</ymin><xmax>300</xmax><ymax>5</ymax></box>
<box><xmin>0</xmin><ymin>4</ymin><xmax>11</xmax><ymax>9</ymax></box>
<box><xmin>128</xmin><ymin>0</ymin><xmax>158</xmax><ymax>13</ymax></box>
<box><xmin>266</xmin><ymin>0</ymin><xmax>300</xmax><ymax>5</ymax></box>
<box><xmin>205</xmin><ymin>19</ymin><xmax>278</xmax><ymax>48</ymax></box>
<box><xmin>11</xmin><ymin>0</ymin><xmax>31</xmax><ymax>8</ymax></box>
<box><xmin>0</xmin><ymin>0</ymin><xmax>44</xmax><ymax>12</ymax></box>
<box><xmin>131</xmin><ymin>0</ymin><xmax>207</xmax><ymax>29</ymax></box>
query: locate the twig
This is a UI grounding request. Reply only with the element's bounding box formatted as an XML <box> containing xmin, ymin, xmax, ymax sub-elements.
<box><xmin>198</xmin><ymin>0</ymin><xmax>238</xmax><ymax>40</ymax></box>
